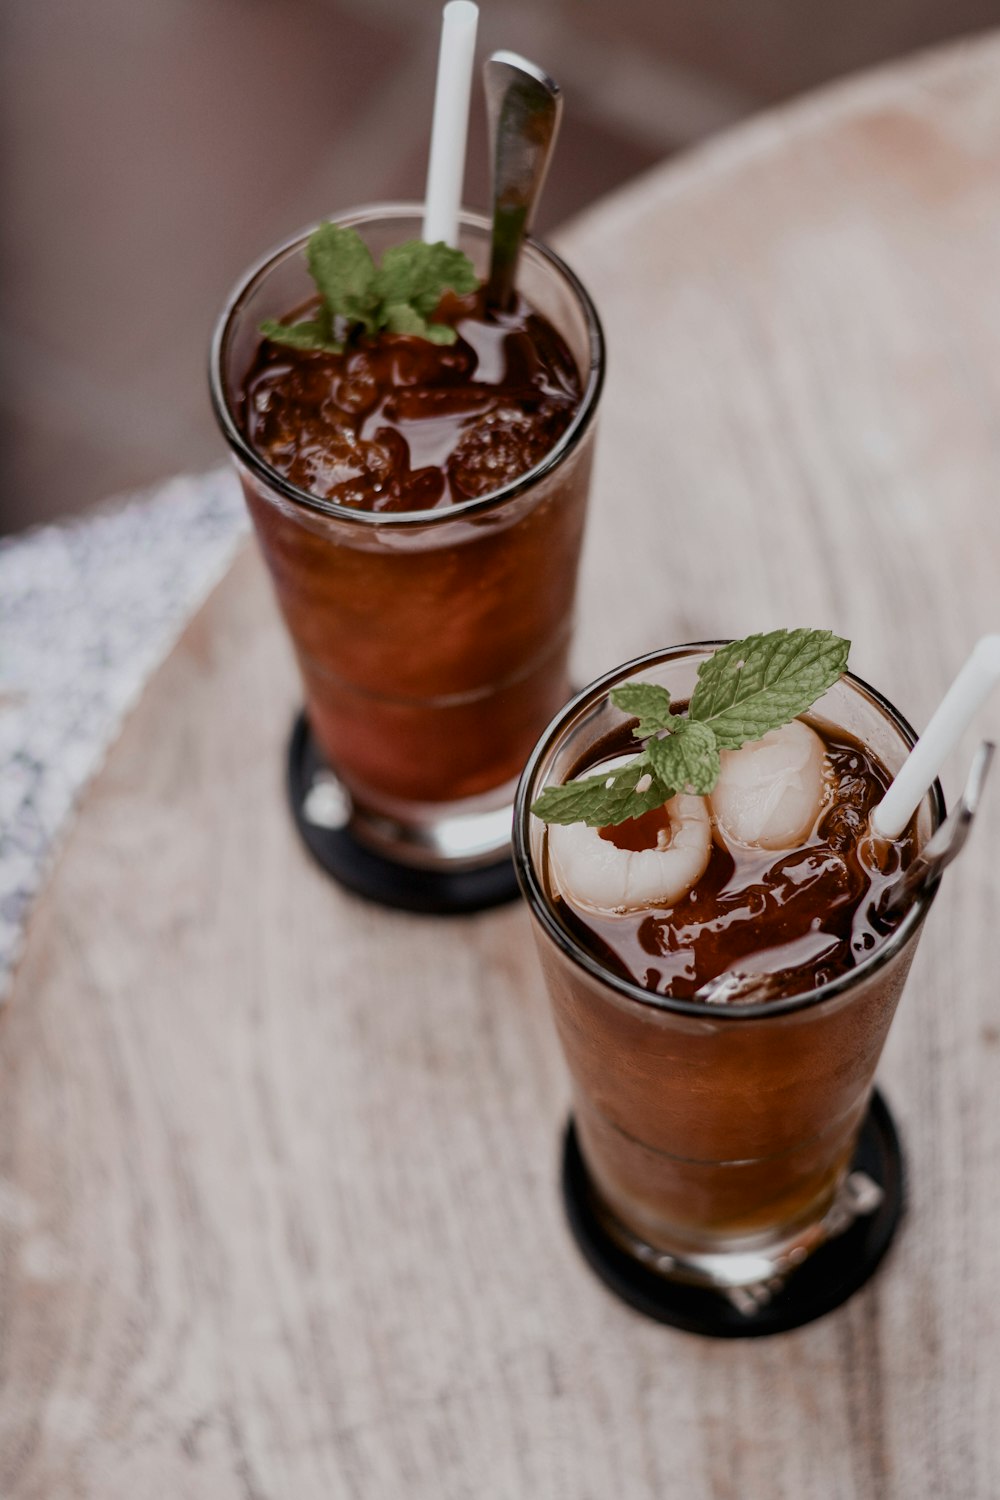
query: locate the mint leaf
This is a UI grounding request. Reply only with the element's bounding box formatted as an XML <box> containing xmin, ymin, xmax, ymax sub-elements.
<box><xmin>610</xmin><ymin>681</ymin><xmax>673</xmax><ymax>739</ymax></box>
<box><xmin>688</xmin><ymin>628</ymin><xmax>850</xmax><ymax>749</ymax></box>
<box><xmin>531</xmin><ymin>629</ymin><xmax>851</xmax><ymax>829</ymax></box>
<box><xmin>306</xmin><ymin>223</ymin><xmax>379</xmax><ymax>333</ymax></box>
<box><xmin>257</xmin><ymin>316</ymin><xmax>343</xmax><ymax>354</ymax></box>
<box><xmin>381</xmin><ymin>302</ymin><xmax>430</xmax><ymax>335</ymax></box>
<box><xmin>262</xmin><ymin>227</ymin><xmax>479</xmax><ymax>351</ymax></box>
<box><xmin>381</xmin><ymin>302</ymin><xmax>458</xmax><ymax>345</ymax></box>
<box><xmin>421</xmin><ymin>322</ymin><xmax>461</xmax><ymax>345</ymax></box>
<box><xmin>646</xmin><ymin>719</ymin><xmax>720</xmax><ymax>795</ymax></box>
<box><xmin>531</xmin><ymin>757</ymin><xmax>673</xmax><ymax>828</ymax></box>
<box><xmin>375</xmin><ymin>239</ymin><xmax>478</xmax><ymax>317</ymax></box>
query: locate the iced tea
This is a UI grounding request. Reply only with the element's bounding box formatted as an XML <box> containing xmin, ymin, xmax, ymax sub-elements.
<box><xmin>515</xmin><ymin>644</ymin><xmax>943</xmax><ymax>1285</ymax></box>
<box><xmin>211</xmin><ymin>206</ymin><xmax>603</xmax><ymax>842</ymax></box>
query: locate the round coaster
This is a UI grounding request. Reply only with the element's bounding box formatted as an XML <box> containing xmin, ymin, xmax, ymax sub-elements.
<box><xmin>286</xmin><ymin>713</ymin><xmax>521</xmax><ymax>915</ymax></box>
<box><xmin>561</xmin><ymin>1090</ymin><xmax>904</xmax><ymax>1338</ymax></box>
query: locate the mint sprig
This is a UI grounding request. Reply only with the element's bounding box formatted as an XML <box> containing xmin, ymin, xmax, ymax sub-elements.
<box><xmin>531</xmin><ymin>628</ymin><xmax>850</xmax><ymax>828</ymax></box>
<box><xmin>260</xmin><ymin>222</ymin><xmax>480</xmax><ymax>353</ymax></box>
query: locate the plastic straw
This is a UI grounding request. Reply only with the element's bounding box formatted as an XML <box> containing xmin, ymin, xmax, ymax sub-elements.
<box><xmin>423</xmin><ymin>1</ymin><xmax>479</xmax><ymax>247</ymax></box>
<box><xmin>871</xmin><ymin>634</ymin><xmax>1000</xmax><ymax>839</ymax></box>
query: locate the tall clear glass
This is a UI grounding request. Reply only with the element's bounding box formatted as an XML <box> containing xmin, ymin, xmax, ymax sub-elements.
<box><xmin>210</xmin><ymin>205</ymin><xmax>603</xmax><ymax>872</ymax></box>
<box><xmin>514</xmin><ymin>645</ymin><xmax>944</xmax><ymax>1290</ymax></box>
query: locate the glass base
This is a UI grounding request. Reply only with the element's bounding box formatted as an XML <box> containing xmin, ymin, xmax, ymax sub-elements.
<box><xmin>561</xmin><ymin>1089</ymin><xmax>904</xmax><ymax>1338</ymax></box>
<box><xmin>286</xmin><ymin>712</ymin><xmax>521</xmax><ymax>914</ymax></box>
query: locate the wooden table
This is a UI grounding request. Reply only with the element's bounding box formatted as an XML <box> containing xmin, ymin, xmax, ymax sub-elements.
<box><xmin>4</xmin><ymin>35</ymin><xmax>1000</xmax><ymax>1499</ymax></box>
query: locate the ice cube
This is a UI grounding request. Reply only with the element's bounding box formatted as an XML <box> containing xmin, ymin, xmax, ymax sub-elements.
<box><xmin>448</xmin><ymin>407</ymin><xmax>559</xmax><ymax>499</ymax></box>
<box><xmin>288</xmin><ymin>428</ymin><xmax>396</xmax><ymax>505</ymax></box>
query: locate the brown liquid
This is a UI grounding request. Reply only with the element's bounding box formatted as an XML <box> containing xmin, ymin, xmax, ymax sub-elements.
<box><xmin>534</xmin><ymin>716</ymin><xmax>925</xmax><ymax>1260</ymax></box>
<box><xmin>239</xmin><ymin>289</ymin><xmax>581</xmax><ymax>511</ymax></box>
<box><xmin>554</xmin><ymin>719</ymin><xmax>915</xmax><ymax>1002</ymax></box>
<box><xmin>234</xmin><ymin>289</ymin><xmax>593</xmax><ymax>808</ymax></box>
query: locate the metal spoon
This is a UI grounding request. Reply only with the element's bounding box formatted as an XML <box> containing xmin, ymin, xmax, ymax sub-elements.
<box><xmin>483</xmin><ymin>51</ymin><xmax>562</xmax><ymax>311</ymax></box>
<box><xmin>878</xmin><ymin>739</ymin><xmax>995</xmax><ymax>920</ymax></box>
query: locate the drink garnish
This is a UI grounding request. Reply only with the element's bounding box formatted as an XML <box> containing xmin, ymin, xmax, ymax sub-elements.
<box><xmin>531</xmin><ymin>628</ymin><xmax>850</xmax><ymax>827</ymax></box>
<box><xmin>260</xmin><ymin>222</ymin><xmax>480</xmax><ymax>354</ymax></box>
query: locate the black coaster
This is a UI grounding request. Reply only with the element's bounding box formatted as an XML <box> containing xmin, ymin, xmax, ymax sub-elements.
<box><xmin>286</xmin><ymin>712</ymin><xmax>521</xmax><ymax>915</ymax></box>
<box><xmin>561</xmin><ymin>1090</ymin><xmax>904</xmax><ymax>1338</ymax></box>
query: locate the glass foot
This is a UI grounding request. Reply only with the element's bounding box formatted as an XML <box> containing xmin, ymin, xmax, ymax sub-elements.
<box><xmin>286</xmin><ymin>712</ymin><xmax>521</xmax><ymax>914</ymax></box>
<box><xmin>561</xmin><ymin>1089</ymin><xmax>904</xmax><ymax>1338</ymax></box>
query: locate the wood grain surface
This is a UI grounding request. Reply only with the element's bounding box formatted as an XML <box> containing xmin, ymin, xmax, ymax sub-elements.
<box><xmin>4</xmin><ymin>34</ymin><xmax>1000</xmax><ymax>1500</ymax></box>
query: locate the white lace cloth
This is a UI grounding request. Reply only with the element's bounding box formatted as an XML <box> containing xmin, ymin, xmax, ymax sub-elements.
<box><xmin>0</xmin><ymin>468</ymin><xmax>248</xmax><ymax>998</ymax></box>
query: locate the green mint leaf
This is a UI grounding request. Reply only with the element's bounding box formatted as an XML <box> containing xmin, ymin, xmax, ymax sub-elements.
<box><xmin>531</xmin><ymin>629</ymin><xmax>852</xmax><ymax>828</ymax></box>
<box><xmin>375</xmin><ymin>239</ymin><xmax>479</xmax><ymax>318</ymax></box>
<box><xmin>260</xmin><ymin>227</ymin><xmax>479</xmax><ymax>352</ymax></box>
<box><xmin>531</xmin><ymin>757</ymin><xmax>673</xmax><ymax>828</ymax></box>
<box><xmin>610</xmin><ymin>681</ymin><xmax>673</xmax><ymax>739</ymax></box>
<box><xmin>381</xmin><ymin>302</ymin><xmax>429</xmax><ymax>336</ymax></box>
<box><xmin>688</xmin><ymin>628</ymin><xmax>850</xmax><ymax>749</ymax></box>
<box><xmin>306</xmin><ymin>223</ymin><xmax>379</xmax><ymax>333</ymax></box>
<box><xmin>646</xmin><ymin>719</ymin><xmax>720</xmax><ymax>795</ymax></box>
<box><xmin>420</xmin><ymin>321</ymin><xmax>459</xmax><ymax>345</ymax></box>
<box><xmin>381</xmin><ymin>302</ymin><xmax>458</xmax><ymax>344</ymax></box>
<box><xmin>257</xmin><ymin>317</ymin><xmax>343</xmax><ymax>354</ymax></box>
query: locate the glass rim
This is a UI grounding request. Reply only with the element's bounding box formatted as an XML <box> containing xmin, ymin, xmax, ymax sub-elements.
<box><xmin>513</xmin><ymin>641</ymin><xmax>947</xmax><ymax>1023</ymax></box>
<box><xmin>208</xmin><ymin>201</ymin><xmax>605</xmax><ymax>528</ymax></box>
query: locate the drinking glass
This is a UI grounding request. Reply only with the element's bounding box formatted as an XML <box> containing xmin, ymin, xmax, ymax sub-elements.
<box><xmin>210</xmin><ymin>205</ymin><xmax>603</xmax><ymax>898</ymax></box>
<box><xmin>514</xmin><ymin>644</ymin><xmax>944</xmax><ymax>1291</ymax></box>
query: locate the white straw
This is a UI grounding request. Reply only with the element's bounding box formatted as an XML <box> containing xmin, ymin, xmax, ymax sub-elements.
<box><xmin>422</xmin><ymin>1</ymin><xmax>478</xmax><ymax>247</ymax></box>
<box><xmin>871</xmin><ymin>635</ymin><xmax>1000</xmax><ymax>839</ymax></box>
